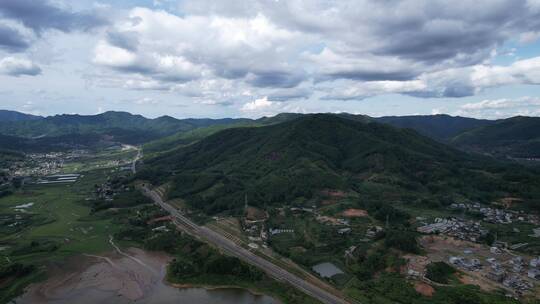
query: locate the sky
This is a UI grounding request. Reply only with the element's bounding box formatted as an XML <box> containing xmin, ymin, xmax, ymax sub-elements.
<box><xmin>1</xmin><ymin>0</ymin><xmax>540</xmax><ymax>119</ymax></box>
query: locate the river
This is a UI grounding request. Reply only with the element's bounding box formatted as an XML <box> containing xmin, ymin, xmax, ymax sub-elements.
<box><xmin>15</xmin><ymin>248</ymin><xmax>279</xmax><ymax>304</ymax></box>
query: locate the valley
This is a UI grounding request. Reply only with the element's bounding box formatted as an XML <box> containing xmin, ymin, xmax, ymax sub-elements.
<box><xmin>1</xmin><ymin>3</ymin><xmax>539</xmax><ymax>303</ymax></box>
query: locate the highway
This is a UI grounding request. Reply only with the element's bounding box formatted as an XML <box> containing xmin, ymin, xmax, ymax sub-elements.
<box><xmin>142</xmin><ymin>187</ymin><xmax>352</xmax><ymax>304</ymax></box>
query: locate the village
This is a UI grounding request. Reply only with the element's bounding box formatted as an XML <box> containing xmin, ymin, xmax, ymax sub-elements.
<box><xmin>409</xmin><ymin>201</ymin><xmax>540</xmax><ymax>297</ymax></box>
<box><xmin>11</xmin><ymin>151</ymin><xmax>85</xmax><ymax>177</ymax></box>
<box><xmin>449</xmin><ymin>202</ymin><xmax>540</xmax><ymax>225</ymax></box>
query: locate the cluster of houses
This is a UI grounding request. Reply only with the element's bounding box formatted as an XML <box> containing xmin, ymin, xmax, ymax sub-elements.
<box><xmin>93</xmin><ymin>178</ymin><xmax>130</xmax><ymax>201</ymax></box>
<box><xmin>447</xmin><ymin>253</ymin><xmax>539</xmax><ymax>294</ymax></box>
<box><xmin>95</xmin><ymin>181</ymin><xmax>116</xmax><ymax>201</ymax></box>
<box><xmin>12</xmin><ymin>152</ymin><xmax>86</xmax><ymax>177</ymax></box>
<box><xmin>450</xmin><ymin>203</ymin><xmax>539</xmax><ymax>225</ymax></box>
<box><xmin>485</xmin><ymin>255</ymin><xmax>540</xmax><ymax>294</ymax></box>
<box><xmin>448</xmin><ymin>256</ymin><xmax>482</xmax><ymax>271</ymax></box>
<box><xmin>365</xmin><ymin>225</ymin><xmax>383</xmax><ymax>239</ymax></box>
<box><xmin>417</xmin><ymin>218</ymin><xmax>488</xmax><ymax>242</ymax></box>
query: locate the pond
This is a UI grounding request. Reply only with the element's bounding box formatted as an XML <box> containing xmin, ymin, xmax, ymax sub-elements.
<box><xmin>312</xmin><ymin>262</ymin><xmax>344</xmax><ymax>278</ymax></box>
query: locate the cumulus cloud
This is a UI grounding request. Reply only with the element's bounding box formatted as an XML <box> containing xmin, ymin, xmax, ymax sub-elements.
<box><xmin>93</xmin><ymin>8</ymin><xmax>303</xmax><ymax>91</ymax></box>
<box><xmin>458</xmin><ymin>97</ymin><xmax>540</xmax><ymax>118</ymax></box>
<box><xmin>0</xmin><ymin>0</ymin><xmax>107</xmax><ymax>54</ymax></box>
<box><xmin>0</xmin><ymin>57</ymin><xmax>41</xmax><ymax>76</ymax></box>
<box><xmin>4</xmin><ymin>0</ymin><xmax>538</xmax><ymax>115</ymax></box>
<box><xmin>322</xmin><ymin>80</ymin><xmax>427</xmax><ymax>100</ymax></box>
<box><xmin>416</xmin><ymin>56</ymin><xmax>540</xmax><ymax>98</ymax></box>
<box><xmin>267</xmin><ymin>87</ymin><xmax>312</xmax><ymax>101</ymax></box>
<box><xmin>241</xmin><ymin>96</ymin><xmax>274</xmax><ymax>112</ymax></box>
<box><xmin>240</xmin><ymin>95</ymin><xmax>309</xmax><ymax>117</ymax></box>
<box><xmin>0</xmin><ymin>0</ymin><xmax>106</xmax><ymax>34</ymax></box>
<box><xmin>0</xmin><ymin>24</ymin><xmax>31</xmax><ymax>52</ymax></box>
<box><xmin>84</xmin><ymin>0</ymin><xmax>540</xmax><ymax>106</ymax></box>
<box><xmin>461</xmin><ymin>97</ymin><xmax>540</xmax><ymax>110</ymax></box>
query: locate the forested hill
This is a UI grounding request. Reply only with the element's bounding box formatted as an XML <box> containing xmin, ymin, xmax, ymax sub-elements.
<box><xmin>138</xmin><ymin>114</ymin><xmax>540</xmax><ymax>215</ymax></box>
<box><xmin>451</xmin><ymin>116</ymin><xmax>540</xmax><ymax>158</ymax></box>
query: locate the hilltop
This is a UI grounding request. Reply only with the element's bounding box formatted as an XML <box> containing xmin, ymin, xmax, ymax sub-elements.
<box><xmin>139</xmin><ymin>114</ymin><xmax>540</xmax><ymax>214</ymax></box>
<box><xmin>0</xmin><ymin>110</ymin><xmax>42</xmax><ymax>122</ymax></box>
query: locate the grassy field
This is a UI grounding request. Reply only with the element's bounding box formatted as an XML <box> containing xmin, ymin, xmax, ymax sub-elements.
<box><xmin>0</xmin><ymin>169</ymin><xmax>122</xmax><ymax>263</ymax></box>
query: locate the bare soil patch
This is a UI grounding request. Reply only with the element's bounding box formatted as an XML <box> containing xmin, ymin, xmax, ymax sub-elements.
<box><xmin>414</xmin><ymin>282</ymin><xmax>434</xmax><ymax>297</ymax></box>
<box><xmin>342</xmin><ymin>208</ymin><xmax>368</xmax><ymax>218</ymax></box>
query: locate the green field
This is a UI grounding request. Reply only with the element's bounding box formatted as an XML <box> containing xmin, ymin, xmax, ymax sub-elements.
<box><xmin>0</xmin><ymin>170</ymin><xmax>122</xmax><ymax>262</ymax></box>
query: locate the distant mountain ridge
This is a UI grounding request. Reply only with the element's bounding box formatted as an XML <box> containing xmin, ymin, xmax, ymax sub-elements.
<box><xmin>374</xmin><ymin>114</ymin><xmax>496</xmax><ymax>141</ymax></box>
<box><xmin>0</xmin><ymin>110</ymin><xmax>42</xmax><ymax>122</ymax></box>
<box><xmin>0</xmin><ymin>111</ymin><xmax>249</xmax><ymax>146</ymax></box>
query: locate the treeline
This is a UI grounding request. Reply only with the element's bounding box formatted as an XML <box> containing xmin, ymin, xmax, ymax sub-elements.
<box><xmin>0</xmin><ymin>263</ymin><xmax>36</xmax><ymax>302</ymax></box>
<box><xmin>90</xmin><ymin>191</ymin><xmax>152</xmax><ymax>213</ymax></box>
<box><xmin>168</xmin><ymin>236</ymin><xmax>263</xmax><ymax>283</ymax></box>
<box><xmin>0</xmin><ymin>263</ymin><xmax>35</xmax><ymax>282</ymax></box>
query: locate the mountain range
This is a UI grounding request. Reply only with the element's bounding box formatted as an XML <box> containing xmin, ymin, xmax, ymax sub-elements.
<box><xmin>0</xmin><ymin>110</ymin><xmax>539</xmax><ymax>159</ymax></box>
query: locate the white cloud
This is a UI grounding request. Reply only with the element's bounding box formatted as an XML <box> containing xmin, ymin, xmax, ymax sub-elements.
<box><xmin>93</xmin><ymin>40</ymin><xmax>137</xmax><ymax>68</ymax></box>
<box><xmin>241</xmin><ymin>96</ymin><xmax>274</xmax><ymax>112</ymax></box>
<box><xmin>519</xmin><ymin>31</ymin><xmax>540</xmax><ymax>43</ymax></box>
<box><xmin>86</xmin><ymin>1</ymin><xmax>540</xmax><ymax>106</ymax></box>
<box><xmin>458</xmin><ymin>97</ymin><xmax>540</xmax><ymax>119</ymax></box>
<box><xmin>461</xmin><ymin>97</ymin><xmax>540</xmax><ymax>110</ymax></box>
<box><xmin>0</xmin><ymin>57</ymin><xmax>41</xmax><ymax>76</ymax></box>
<box><xmin>322</xmin><ymin>80</ymin><xmax>427</xmax><ymax>100</ymax></box>
<box><xmin>130</xmin><ymin>97</ymin><xmax>159</xmax><ymax>105</ymax></box>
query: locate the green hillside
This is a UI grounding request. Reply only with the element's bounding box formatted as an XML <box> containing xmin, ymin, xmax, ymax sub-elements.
<box><xmin>143</xmin><ymin>122</ymin><xmax>260</xmax><ymax>155</ymax></box>
<box><xmin>142</xmin><ymin>113</ymin><xmax>306</xmax><ymax>155</ymax></box>
<box><xmin>452</xmin><ymin>116</ymin><xmax>540</xmax><ymax>158</ymax></box>
<box><xmin>139</xmin><ymin>114</ymin><xmax>540</xmax><ymax>215</ymax></box>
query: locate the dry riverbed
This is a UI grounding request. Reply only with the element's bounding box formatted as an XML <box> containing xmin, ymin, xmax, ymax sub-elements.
<box><xmin>16</xmin><ymin>248</ymin><xmax>278</xmax><ymax>304</ymax></box>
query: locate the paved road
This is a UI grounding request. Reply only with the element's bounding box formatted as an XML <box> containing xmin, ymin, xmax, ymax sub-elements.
<box><xmin>142</xmin><ymin>187</ymin><xmax>352</xmax><ymax>304</ymax></box>
<box><xmin>131</xmin><ymin>148</ymin><xmax>142</xmax><ymax>174</ymax></box>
